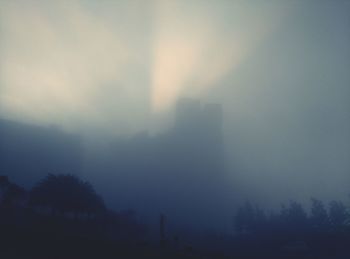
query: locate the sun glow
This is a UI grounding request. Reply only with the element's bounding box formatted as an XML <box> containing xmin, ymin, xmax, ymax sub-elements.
<box><xmin>151</xmin><ymin>0</ymin><xmax>284</xmax><ymax>113</ymax></box>
<box><xmin>0</xmin><ymin>0</ymin><xmax>288</xmax><ymax>128</ymax></box>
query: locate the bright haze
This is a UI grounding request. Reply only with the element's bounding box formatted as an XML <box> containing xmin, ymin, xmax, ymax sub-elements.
<box><xmin>0</xmin><ymin>0</ymin><xmax>349</xmax><ymax>214</ymax></box>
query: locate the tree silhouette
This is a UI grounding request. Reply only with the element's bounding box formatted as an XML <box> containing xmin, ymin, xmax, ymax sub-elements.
<box><xmin>310</xmin><ymin>198</ymin><xmax>330</xmax><ymax>231</ymax></box>
<box><xmin>234</xmin><ymin>202</ymin><xmax>267</xmax><ymax>234</ymax></box>
<box><xmin>280</xmin><ymin>201</ymin><xmax>309</xmax><ymax>236</ymax></box>
<box><xmin>30</xmin><ymin>174</ymin><xmax>105</xmax><ymax>217</ymax></box>
<box><xmin>234</xmin><ymin>202</ymin><xmax>255</xmax><ymax>234</ymax></box>
<box><xmin>329</xmin><ymin>200</ymin><xmax>348</xmax><ymax>228</ymax></box>
<box><xmin>0</xmin><ymin>176</ymin><xmax>26</xmax><ymax>210</ymax></box>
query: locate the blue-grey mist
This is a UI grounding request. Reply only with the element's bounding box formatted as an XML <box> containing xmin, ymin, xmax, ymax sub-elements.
<box><xmin>0</xmin><ymin>0</ymin><xmax>349</xmax><ymax>233</ymax></box>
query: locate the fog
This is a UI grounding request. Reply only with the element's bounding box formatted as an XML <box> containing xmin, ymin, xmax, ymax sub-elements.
<box><xmin>1</xmin><ymin>0</ymin><xmax>350</xmax><ymax>232</ymax></box>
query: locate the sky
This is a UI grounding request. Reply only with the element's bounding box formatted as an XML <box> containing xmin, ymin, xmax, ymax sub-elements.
<box><xmin>0</xmin><ymin>0</ymin><xmax>289</xmax><ymax>132</ymax></box>
<box><xmin>0</xmin><ymin>0</ymin><xmax>349</xmax><ymax>206</ymax></box>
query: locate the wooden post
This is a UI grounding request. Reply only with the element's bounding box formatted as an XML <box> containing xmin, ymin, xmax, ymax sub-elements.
<box><xmin>160</xmin><ymin>213</ymin><xmax>166</xmax><ymax>248</ymax></box>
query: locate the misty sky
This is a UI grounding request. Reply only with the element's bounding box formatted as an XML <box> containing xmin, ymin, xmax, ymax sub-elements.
<box><xmin>1</xmin><ymin>0</ymin><xmax>349</xmax><ymax>206</ymax></box>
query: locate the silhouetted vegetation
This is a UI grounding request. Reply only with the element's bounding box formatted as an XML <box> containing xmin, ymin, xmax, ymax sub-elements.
<box><xmin>1</xmin><ymin>174</ymin><xmax>350</xmax><ymax>258</ymax></box>
<box><xmin>30</xmin><ymin>174</ymin><xmax>105</xmax><ymax>217</ymax></box>
<box><xmin>233</xmin><ymin>199</ymin><xmax>350</xmax><ymax>258</ymax></box>
<box><xmin>0</xmin><ymin>175</ymin><xmax>154</xmax><ymax>259</ymax></box>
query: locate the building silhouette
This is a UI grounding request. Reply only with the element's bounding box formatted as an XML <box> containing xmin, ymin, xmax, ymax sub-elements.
<box><xmin>93</xmin><ymin>98</ymin><xmax>228</xmax><ymax>230</ymax></box>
